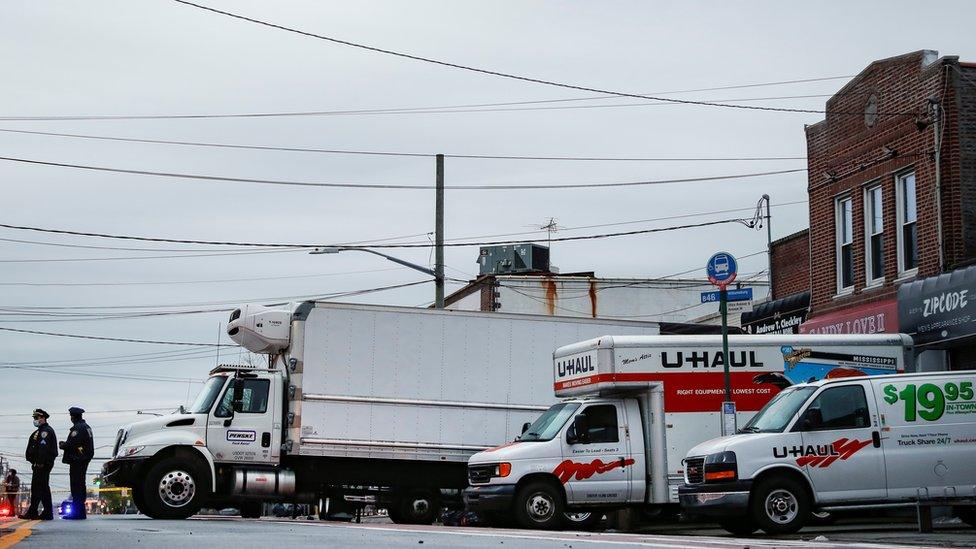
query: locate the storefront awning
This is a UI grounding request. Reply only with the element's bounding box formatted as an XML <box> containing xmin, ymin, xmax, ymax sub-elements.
<box><xmin>898</xmin><ymin>263</ymin><xmax>976</xmax><ymax>347</ymax></box>
<box><xmin>740</xmin><ymin>291</ymin><xmax>809</xmax><ymax>335</ymax></box>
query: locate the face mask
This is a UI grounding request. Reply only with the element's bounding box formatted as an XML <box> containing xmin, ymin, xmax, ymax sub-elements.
<box><xmin>33</xmin><ymin>419</ymin><xmax>41</xmax><ymax>427</ymax></box>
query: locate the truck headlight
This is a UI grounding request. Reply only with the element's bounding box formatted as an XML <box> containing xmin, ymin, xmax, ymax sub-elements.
<box><xmin>703</xmin><ymin>451</ymin><xmax>737</xmax><ymax>482</ymax></box>
<box><xmin>119</xmin><ymin>445</ymin><xmax>146</xmax><ymax>458</ymax></box>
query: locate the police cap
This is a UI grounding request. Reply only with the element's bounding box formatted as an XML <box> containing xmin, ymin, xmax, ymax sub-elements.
<box><xmin>32</xmin><ymin>408</ymin><xmax>50</xmax><ymax>419</ymax></box>
<box><xmin>68</xmin><ymin>406</ymin><xmax>85</xmax><ymax>416</ymax></box>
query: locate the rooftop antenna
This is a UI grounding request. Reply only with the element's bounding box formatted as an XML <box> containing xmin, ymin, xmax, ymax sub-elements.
<box><xmin>527</xmin><ymin>217</ymin><xmax>560</xmax><ymax>248</ymax></box>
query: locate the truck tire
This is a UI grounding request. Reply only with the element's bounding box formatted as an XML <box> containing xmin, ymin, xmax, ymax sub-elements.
<box><xmin>131</xmin><ymin>486</ymin><xmax>150</xmax><ymax>517</ymax></box>
<box><xmin>390</xmin><ymin>490</ymin><xmax>439</xmax><ymax>525</ymax></box>
<box><xmin>141</xmin><ymin>457</ymin><xmax>209</xmax><ymax>520</ymax></box>
<box><xmin>717</xmin><ymin>518</ymin><xmax>759</xmax><ymax>536</ymax></box>
<box><xmin>749</xmin><ymin>476</ymin><xmax>809</xmax><ymax>535</ymax></box>
<box><xmin>957</xmin><ymin>506</ymin><xmax>976</xmax><ymax>527</ymax></box>
<box><xmin>562</xmin><ymin>510</ymin><xmax>602</xmax><ymax>530</ymax></box>
<box><xmin>514</xmin><ymin>481</ymin><xmax>565</xmax><ymax>530</ymax></box>
<box><xmin>240</xmin><ymin>502</ymin><xmax>263</xmax><ymax>519</ymax></box>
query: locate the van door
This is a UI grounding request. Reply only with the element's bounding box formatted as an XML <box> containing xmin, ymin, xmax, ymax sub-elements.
<box><xmin>207</xmin><ymin>375</ymin><xmax>277</xmax><ymax>464</ymax></box>
<box><xmin>560</xmin><ymin>401</ymin><xmax>632</xmax><ymax>505</ymax></box>
<box><xmin>797</xmin><ymin>381</ymin><xmax>886</xmax><ymax>502</ymax></box>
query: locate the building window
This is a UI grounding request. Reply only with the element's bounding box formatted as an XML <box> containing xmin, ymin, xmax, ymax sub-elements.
<box><xmin>896</xmin><ymin>171</ymin><xmax>918</xmax><ymax>274</ymax></box>
<box><xmin>864</xmin><ymin>184</ymin><xmax>884</xmax><ymax>284</ymax></box>
<box><xmin>836</xmin><ymin>196</ymin><xmax>854</xmax><ymax>292</ymax></box>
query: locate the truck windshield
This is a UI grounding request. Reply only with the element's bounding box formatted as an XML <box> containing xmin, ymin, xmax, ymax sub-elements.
<box><xmin>740</xmin><ymin>386</ymin><xmax>816</xmax><ymax>433</ymax></box>
<box><xmin>519</xmin><ymin>402</ymin><xmax>581</xmax><ymax>442</ymax></box>
<box><xmin>188</xmin><ymin>376</ymin><xmax>227</xmax><ymax>414</ymax></box>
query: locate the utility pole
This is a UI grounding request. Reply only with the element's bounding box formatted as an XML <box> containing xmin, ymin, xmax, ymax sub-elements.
<box><xmin>762</xmin><ymin>194</ymin><xmax>773</xmax><ymax>298</ymax></box>
<box><xmin>435</xmin><ymin>154</ymin><xmax>445</xmax><ymax>308</ymax></box>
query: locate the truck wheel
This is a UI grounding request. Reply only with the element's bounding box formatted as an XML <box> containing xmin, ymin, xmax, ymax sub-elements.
<box><xmin>142</xmin><ymin>457</ymin><xmax>209</xmax><ymax>520</ymax></box>
<box><xmin>957</xmin><ymin>506</ymin><xmax>976</xmax><ymax>527</ymax></box>
<box><xmin>240</xmin><ymin>502</ymin><xmax>263</xmax><ymax>519</ymax></box>
<box><xmin>717</xmin><ymin>518</ymin><xmax>759</xmax><ymax>536</ymax></box>
<box><xmin>392</xmin><ymin>490</ymin><xmax>439</xmax><ymax>525</ymax></box>
<box><xmin>514</xmin><ymin>482</ymin><xmax>564</xmax><ymax>530</ymax></box>
<box><xmin>749</xmin><ymin>476</ymin><xmax>809</xmax><ymax>535</ymax></box>
<box><xmin>562</xmin><ymin>510</ymin><xmax>602</xmax><ymax>530</ymax></box>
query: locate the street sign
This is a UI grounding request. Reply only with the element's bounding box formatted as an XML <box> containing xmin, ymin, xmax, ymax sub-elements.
<box><xmin>721</xmin><ymin>401</ymin><xmax>737</xmax><ymax>436</ymax></box>
<box><xmin>706</xmin><ymin>251</ymin><xmax>738</xmax><ymax>288</ymax></box>
<box><xmin>701</xmin><ymin>288</ymin><xmax>753</xmax><ymax>303</ymax></box>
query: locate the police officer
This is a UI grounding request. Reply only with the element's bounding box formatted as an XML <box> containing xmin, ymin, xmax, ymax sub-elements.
<box><xmin>3</xmin><ymin>469</ymin><xmax>19</xmax><ymax>510</ymax></box>
<box><xmin>21</xmin><ymin>409</ymin><xmax>57</xmax><ymax>520</ymax></box>
<box><xmin>60</xmin><ymin>407</ymin><xmax>94</xmax><ymax>520</ymax></box>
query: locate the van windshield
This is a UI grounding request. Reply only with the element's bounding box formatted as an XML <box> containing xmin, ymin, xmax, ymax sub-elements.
<box><xmin>189</xmin><ymin>376</ymin><xmax>227</xmax><ymax>414</ymax></box>
<box><xmin>740</xmin><ymin>386</ymin><xmax>816</xmax><ymax>433</ymax></box>
<box><xmin>519</xmin><ymin>403</ymin><xmax>581</xmax><ymax>442</ymax></box>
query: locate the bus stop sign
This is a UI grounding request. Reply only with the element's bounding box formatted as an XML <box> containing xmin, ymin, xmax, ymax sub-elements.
<box><xmin>706</xmin><ymin>251</ymin><xmax>738</xmax><ymax>288</ymax></box>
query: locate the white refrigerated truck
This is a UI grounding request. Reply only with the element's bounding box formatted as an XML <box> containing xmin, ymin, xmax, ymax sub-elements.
<box><xmin>463</xmin><ymin>334</ymin><xmax>912</xmax><ymax>529</ymax></box>
<box><xmin>680</xmin><ymin>370</ymin><xmax>976</xmax><ymax>535</ymax></box>
<box><xmin>102</xmin><ymin>301</ymin><xmax>668</xmax><ymax>521</ymax></box>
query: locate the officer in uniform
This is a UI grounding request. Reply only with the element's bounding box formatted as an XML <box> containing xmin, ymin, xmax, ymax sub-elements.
<box><xmin>21</xmin><ymin>408</ymin><xmax>58</xmax><ymax>520</ymax></box>
<box><xmin>60</xmin><ymin>407</ymin><xmax>94</xmax><ymax>520</ymax></box>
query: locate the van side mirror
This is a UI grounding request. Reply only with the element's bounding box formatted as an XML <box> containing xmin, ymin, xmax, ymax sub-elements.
<box><xmin>521</xmin><ymin>422</ymin><xmax>531</xmax><ymax>435</ymax></box>
<box><xmin>568</xmin><ymin>414</ymin><xmax>590</xmax><ymax>445</ymax></box>
<box><xmin>802</xmin><ymin>408</ymin><xmax>824</xmax><ymax>431</ymax></box>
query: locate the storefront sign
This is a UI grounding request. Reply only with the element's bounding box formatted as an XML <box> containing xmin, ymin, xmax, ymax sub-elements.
<box><xmin>899</xmin><ymin>264</ymin><xmax>976</xmax><ymax>346</ymax></box>
<box><xmin>741</xmin><ymin>292</ymin><xmax>809</xmax><ymax>335</ymax></box>
<box><xmin>799</xmin><ymin>299</ymin><xmax>898</xmax><ymax>335</ymax></box>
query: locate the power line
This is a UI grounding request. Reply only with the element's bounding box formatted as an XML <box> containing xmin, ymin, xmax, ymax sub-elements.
<box><xmin>0</xmin><ymin>247</ymin><xmax>305</xmax><ymax>264</ymax></box>
<box><xmin>0</xmin><ymin>154</ymin><xmax>805</xmax><ymax>190</ymax></box>
<box><xmin>0</xmin><ymin>326</ymin><xmax>224</xmax><ymax>346</ymax></box>
<box><xmin>169</xmin><ymin>1</ymin><xmax>913</xmax><ymax>117</ymax></box>
<box><xmin>0</xmin><ymin>75</ymin><xmax>855</xmax><ymax>123</ymax></box>
<box><xmin>0</xmin><ymin>266</ymin><xmax>402</xmax><ymax>287</ymax></box>
<box><xmin>0</xmin><ymin>217</ymin><xmax>760</xmax><ymax>252</ymax></box>
<box><xmin>0</xmin><ymin>127</ymin><xmax>805</xmax><ymax>162</ymax></box>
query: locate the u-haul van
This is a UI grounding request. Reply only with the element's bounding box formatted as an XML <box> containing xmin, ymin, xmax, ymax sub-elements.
<box><xmin>680</xmin><ymin>369</ymin><xmax>976</xmax><ymax>535</ymax></box>
<box><xmin>463</xmin><ymin>333</ymin><xmax>911</xmax><ymax>529</ymax></box>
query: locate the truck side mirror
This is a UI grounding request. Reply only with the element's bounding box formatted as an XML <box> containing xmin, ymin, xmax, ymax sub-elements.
<box><xmin>231</xmin><ymin>378</ymin><xmax>245</xmax><ymax>413</ymax></box>
<box><xmin>521</xmin><ymin>422</ymin><xmax>531</xmax><ymax>435</ymax></box>
<box><xmin>569</xmin><ymin>414</ymin><xmax>590</xmax><ymax>445</ymax></box>
<box><xmin>802</xmin><ymin>408</ymin><xmax>823</xmax><ymax>431</ymax></box>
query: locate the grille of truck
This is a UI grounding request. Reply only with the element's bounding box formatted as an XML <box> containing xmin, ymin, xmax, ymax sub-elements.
<box><xmin>468</xmin><ymin>465</ymin><xmax>495</xmax><ymax>484</ymax></box>
<box><xmin>684</xmin><ymin>457</ymin><xmax>705</xmax><ymax>484</ymax></box>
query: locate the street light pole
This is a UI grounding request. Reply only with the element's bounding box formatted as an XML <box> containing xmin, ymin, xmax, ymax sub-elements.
<box><xmin>310</xmin><ymin>248</ymin><xmax>437</xmax><ymax>278</ymax></box>
<box><xmin>435</xmin><ymin>154</ymin><xmax>445</xmax><ymax>309</ymax></box>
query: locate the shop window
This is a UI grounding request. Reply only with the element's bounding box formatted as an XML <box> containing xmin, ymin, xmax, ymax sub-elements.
<box><xmin>836</xmin><ymin>195</ymin><xmax>854</xmax><ymax>292</ymax></box>
<box><xmin>897</xmin><ymin>172</ymin><xmax>918</xmax><ymax>275</ymax></box>
<box><xmin>864</xmin><ymin>184</ymin><xmax>884</xmax><ymax>285</ymax></box>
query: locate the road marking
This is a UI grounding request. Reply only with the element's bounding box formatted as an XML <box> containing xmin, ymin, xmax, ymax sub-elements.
<box><xmin>258</xmin><ymin>519</ymin><xmax>930</xmax><ymax>549</ymax></box>
<box><xmin>0</xmin><ymin>519</ymin><xmax>37</xmax><ymax>549</ymax></box>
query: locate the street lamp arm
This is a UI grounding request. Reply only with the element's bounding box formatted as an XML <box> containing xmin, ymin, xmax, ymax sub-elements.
<box><xmin>310</xmin><ymin>246</ymin><xmax>437</xmax><ymax>278</ymax></box>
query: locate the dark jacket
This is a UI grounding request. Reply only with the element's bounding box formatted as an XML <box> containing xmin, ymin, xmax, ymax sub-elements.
<box><xmin>62</xmin><ymin>419</ymin><xmax>94</xmax><ymax>464</ymax></box>
<box><xmin>25</xmin><ymin>423</ymin><xmax>58</xmax><ymax>467</ymax></box>
<box><xmin>2</xmin><ymin>473</ymin><xmax>19</xmax><ymax>495</ymax></box>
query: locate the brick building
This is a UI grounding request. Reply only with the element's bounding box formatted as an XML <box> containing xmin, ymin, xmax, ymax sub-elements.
<box><xmin>795</xmin><ymin>50</ymin><xmax>976</xmax><ymax>370</ymax></box>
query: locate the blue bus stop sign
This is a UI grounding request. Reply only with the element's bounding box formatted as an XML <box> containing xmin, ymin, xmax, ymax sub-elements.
<box><xmin>706</xmin><ymin>251</ymin><xmax>738</xmax><ymax>288</ymax></box>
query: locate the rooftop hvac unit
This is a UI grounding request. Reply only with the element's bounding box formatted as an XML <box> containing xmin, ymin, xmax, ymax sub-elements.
<box><xmin>477</xmin><ymin>244</ymin><xmax>550</xmax><ymax>276</ymax></box>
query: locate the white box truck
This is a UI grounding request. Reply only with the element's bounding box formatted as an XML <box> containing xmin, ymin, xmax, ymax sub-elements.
<box><xmin>463</xmin><ymin>334</ymin><xmax>912</xmax><ymax>529</ymax></box>
<box><xmin>679</xmin><ymin>369</ymin><xmax>976</xmax><ymax>535</ymax></box>
<box><xmin>101</xmin><ymin>302</ymin><xmax>666</xmax><ymax>521</ymax></box>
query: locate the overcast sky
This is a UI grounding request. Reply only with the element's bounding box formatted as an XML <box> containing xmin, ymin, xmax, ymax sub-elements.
<box><xmin>1</xmin><ymin>0</ymin><xmax>974</xmax><ymax>489</ymax></box>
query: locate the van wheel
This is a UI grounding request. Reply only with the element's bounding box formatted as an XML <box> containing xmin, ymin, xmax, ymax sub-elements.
<box><xmin>750</xmin><ymin>476</ymin><xmax>809</xmax><ymax>535</ymax></box>
<box><xmin>718</xmin><ymin>518</ymin><xmax>759</xmax><ymax>536</ymax></box>
<box><xmin>562</xmin><ymin>510</ymin><xmax>602</xmax><ymax>530</ymax></box>
<box><xmin>141</xmin><ymin>457</ymin><xmax>209</xmax><ymax>520</ymax></box>
<box><xmin>957</xmin><ymin>506</ymin><xmax>976</xmax><ymax>527</ymax></box>
<box><xmin>514</xmin><ymin>482</ymin><xmax>564</xmax><ymax>530</ymax></box>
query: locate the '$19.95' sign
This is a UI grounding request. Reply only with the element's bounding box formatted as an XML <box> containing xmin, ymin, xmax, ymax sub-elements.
<box><xmin>882</xmin><ymin>381</ymin><xmax>975</xmax><ymax>422</ymax></box>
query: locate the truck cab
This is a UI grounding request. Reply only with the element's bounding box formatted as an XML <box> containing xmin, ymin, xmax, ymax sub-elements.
<box><xmin>103</xmin><ymin>366</ymin><xmax>289</xmax><ymax>519</ymax></box>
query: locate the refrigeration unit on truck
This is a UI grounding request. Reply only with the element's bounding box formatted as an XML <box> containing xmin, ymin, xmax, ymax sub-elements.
<box><xmin>680</xmin><ymin>369</ymin><xmax>976</xmax><ymax>535</ymax></box>
<box><xmin>101</xmin><ymin>301</ymin><xmax>667</xmax><ymax>521</ymax></box>
<box><xmin>463</xmin><ymin>334</ymin><xmax>912</xmax><ymax>529</ymax></box>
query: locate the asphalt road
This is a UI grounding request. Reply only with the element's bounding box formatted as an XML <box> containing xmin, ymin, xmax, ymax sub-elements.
<box><xmin>1</xmin><ymin>515</ymin><xmax>974</xmax><ymax>549</ymax></box>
